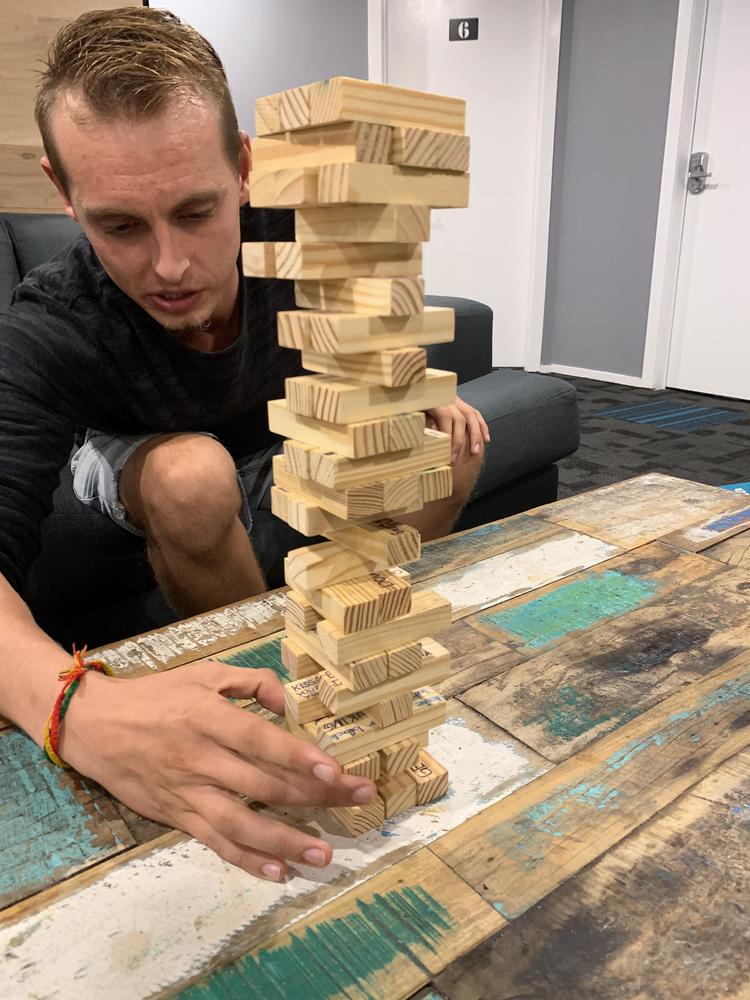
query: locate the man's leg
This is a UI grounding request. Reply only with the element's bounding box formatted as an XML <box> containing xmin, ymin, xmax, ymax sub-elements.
<box><xmin>119</xmin><ymin>433</ymin><xmax>267</xmax><ymax>616</ymax></box>
<box><xmin>398</xmin><ymin>437</ymin><xmax>483</xmax><ymax>541</ymax></box>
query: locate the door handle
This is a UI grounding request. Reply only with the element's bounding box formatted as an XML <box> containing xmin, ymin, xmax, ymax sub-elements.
<box><xmin>688</xmin><ymin>151</ymin><xmax>712</xmax><ymax>194</ymax></box>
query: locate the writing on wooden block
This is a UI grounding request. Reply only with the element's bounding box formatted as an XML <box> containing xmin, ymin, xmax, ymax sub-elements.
<box><xmin>391</xmin><ymin>126</ymin><xmax>470</xmax><ymax>172</ymax></box>
<box><xmin>242</xmin><ymin>241</ymin><xmax>422</xmax><ymax>281</ymax></box>
<box><xmin>285</xmin><ymin>540</ymin><xmax>382</xmax><ymax>592</ymax></box>
<box><xmin>329</xmin><ymin>519</ymin><xmax>421</xmax><ymax>565</ymax></box>
<box><xmin>295</xmin><ymin>276</ymin><xmax>425</xmax><ymax>316</ymax></box>
<box><xmin>407</xmin><ymin>749</ymin><xmax>449</xmax><ymax>805</ymax></box>
<box><xmin>301</xmin><ymin>346</ymin><xmax>427</xmax><ymax>388</ymax></box>
<box><xmin>295</xmin><ymin>204</ymin><xmax>430</xmax><ymax>244</ymax></box>
<box><xmin>330</xmin><ymin>794</ymin><xmax>385</xmax><ymax>836</ymax></box>
<box><xmin>285</xmin><ymin>590</ymin><xmax>321</xmax><ymax>632</ymax></box>
<box><xmin>280</xmin><ymin>636</ymin><xmax>320</xmax><ymax>679</ymax></box>
<box><xmin>387</xmin><ymin>640</ymin><xmax>424</xmax><ymax>678</ymax></box>
<box><xmin>379</xmin><ymin>738</ymin><xmax>420</xmax><ymax>776</ymax></box>
<box><xmin>305</xmin><ymin>568</ymin><xmax>412</xmax><ymax>634</ymax></box>
<box><xmin>285</xmin><ymin>369</ymin><xmax>456</xmax><ymax>423</ymax></box>
<box><xmin>283</xmin><ymin>673</ymin><xmax>329</xmax><ymax>724</ymax></box>
<box><xmin>365</xmin><ymin>692</ymin><xmax>414</xmax><ymax>728</ymax></box>
<box><xmin>377</xmin><ymin>771</ymin><xmax>418</xmax><ymax>819</ymax></box>
<box><xmin>342</xmin><ymin>751</ymin><xmax>381</xmax><ymax>781</ymax></box>
<box><xmin>252</xmin><ymin>120</ymin><xmax>392</xmax><ymax>170</ymax></box>
<box><xmin>285</xmin><ymin>621</ymin><xmax>389</xmax><ymax>691</ymax></box>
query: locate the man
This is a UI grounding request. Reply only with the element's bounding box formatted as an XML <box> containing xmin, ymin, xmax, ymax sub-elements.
<box><xmin>0</xmin><ymin>7</ymin><xmax>488</xmax><ymax>880</ymax></box>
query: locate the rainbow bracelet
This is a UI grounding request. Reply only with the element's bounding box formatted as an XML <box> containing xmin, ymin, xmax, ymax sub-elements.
<box><xmin>43</xmin><ymin>647</ymin><xmax>112</xmax><ymax>768</ymax></box>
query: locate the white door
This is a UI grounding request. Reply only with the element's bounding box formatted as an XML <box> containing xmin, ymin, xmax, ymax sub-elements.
<box><xmin>667</xmin><ymin>0</ymin><xmax>750</xmax><ymax>398</ymax></box>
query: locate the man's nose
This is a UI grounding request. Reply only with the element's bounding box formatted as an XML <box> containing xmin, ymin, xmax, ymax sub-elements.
<box><xmin>151</xmin><ymin>228</ymin><xmax>190</xmax><ymax>284</ymax></box>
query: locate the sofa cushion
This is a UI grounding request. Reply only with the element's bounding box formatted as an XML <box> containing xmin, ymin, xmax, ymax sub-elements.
<box><xmin>3</xmin><ymin>212</ymin><xmax>81</xmax><ymax>279</ymax></box>
<box><xmin>424</xmin><ymin>295</ymin><xmax>492</xmax><ymax>383</ymax></box>
<box><xmin>0</xmin><ymin>219</ymin><xmax>21</xmax><ymax>313</ymax></box>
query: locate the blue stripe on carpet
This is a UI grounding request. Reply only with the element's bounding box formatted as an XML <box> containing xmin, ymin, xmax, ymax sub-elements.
<box><xmin>595</xmin><ymin>400</ymin><xmax>747</xmax><ymax>431</ymax></box>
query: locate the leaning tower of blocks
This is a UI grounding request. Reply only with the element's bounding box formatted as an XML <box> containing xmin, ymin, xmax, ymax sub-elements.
<box><xmin>244</xmin><ymin>77</ymin><xmax>470</xmax><ymax>834</ymax></box>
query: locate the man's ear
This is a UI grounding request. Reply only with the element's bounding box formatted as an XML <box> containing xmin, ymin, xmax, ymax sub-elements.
<box><xmin>40</xmin><ymin>155</ymin><xmax>78</xmax><ymax>221</ymax></box>
<box><xmin>238</xmin><ymin>131</ymin><xmax>251</xmax><ymax>206</ymax></box>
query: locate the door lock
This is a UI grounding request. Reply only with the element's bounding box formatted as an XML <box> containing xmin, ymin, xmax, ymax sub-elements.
<box><xmin>688</xmin><ymin>151</ymin><xmax>712</xmax><ymax>194</ymax></box>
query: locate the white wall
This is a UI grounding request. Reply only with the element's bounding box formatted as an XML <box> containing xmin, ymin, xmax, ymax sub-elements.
<box><xmin>383</xmin><ymin>0</ymin><xmax>555</xmax><ymax>365</ymax></box>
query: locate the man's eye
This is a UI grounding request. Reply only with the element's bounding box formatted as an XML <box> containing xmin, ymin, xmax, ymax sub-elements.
<box><xmin>183</xmin><ymin>210</ymin><xmax>214</xmax><ymax>222</ymax></box>
<box><xmin>105</xmin><ymin>222</ymin><xmax>138</xmax><ymax>236</ymax></box>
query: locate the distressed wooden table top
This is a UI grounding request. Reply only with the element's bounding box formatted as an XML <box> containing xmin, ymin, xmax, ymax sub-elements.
<box><xmin>2</xmin><ymin>473</ymin><xmax>749</xmax><ymax>1000</ymax></box>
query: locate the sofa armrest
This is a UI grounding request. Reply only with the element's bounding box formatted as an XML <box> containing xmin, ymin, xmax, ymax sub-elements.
<box><xmin>424</xmin><ymin>295</ymin><xmax>492</xmax><ymax>383</ymax></box>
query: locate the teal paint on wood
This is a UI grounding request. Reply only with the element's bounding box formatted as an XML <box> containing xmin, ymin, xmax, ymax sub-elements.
<box><xmin>402</xmin><ymin>517</ymin><xmax>531</xmax><ymax>579</ymax></box>
<box><xmin>475</xmin><ymin>570</ymin><xmax>660</xmax><ymax>649</ymax></box>
<box><xmin>176</xmin><ymin>885</ymin><xmax>453</xmax><ymax>1000</ymax></box>
<box><xmin>0</xmin><ymin>730</ymin><xmax>130</xmax><ymax>906</ymax></box>
<box><xmin>532</xmin><ymin>685</ymin><xmax>638</xmax><ymax>742</ymax></box>
<box><xmin>219</xmin><ymin>636</ymin><xmax>289</xmax><ymax>682</ymax></box>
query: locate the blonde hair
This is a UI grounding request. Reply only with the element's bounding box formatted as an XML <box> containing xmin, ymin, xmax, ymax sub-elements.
<box><xmin>35</xmin><ymin>6</ymin><xmax>241</xmax><ymax>193</ymax></box>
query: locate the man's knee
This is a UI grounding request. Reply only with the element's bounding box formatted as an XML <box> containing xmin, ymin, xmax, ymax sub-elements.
<box><xmin>120</xmin><ymin>434</ymin><xmax>242</xmax><ymax>545</ymax></box>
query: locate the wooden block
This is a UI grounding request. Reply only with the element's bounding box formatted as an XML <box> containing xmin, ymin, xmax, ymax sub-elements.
<box><xmin>285</xmin><ymin>540</ymin><xmax>384</xmax><ymax>591</ymax></box>
<box><xmin>306</xmin><ymin>569</ymin><xmax>412</xmax><ymax>634</ymax></box>
<box><xmin>330</xmin><ymin>794</ymin><xmax>385</xmax><ymax>836</ymax></box>
<box><xmin>255</xmin><ymin>93</ymin><xmax>282</xmax><ymax>135</ymax></box>
<box><xmin>317</xmin><ymin>640</ymin><xmax>451</xmax><ymax>715</ymax></box>
<box><xmin>280</xmin><ymin>636</ymin><xmax>321</xmax><ymax>679</ymax></box>
<box><xmin>379</xmin><ymin>738</ymin><xmax>421</xmax><ymax>776</ymax></box>
<box><xmin>249</xmin><ymin>167</ymin><xmax>319</xmax><ymax>208</ymax></box>
<box><xmin>268</xmin><ymin>398</ymin><xmax>427</xmax><ymax>459</ymax></box>
<box><xmin>251</xmin><ymin>121</ymin><xmax>392</xmax><ymax>170</ymax></box>
<box><xmin>421</xmin><ymin>465</ymin><xmax>453</xmax><ymax>503</ymax></box>
<box><xmin>316</xmin><ymin>590</ymin><xmax>452</xmax><ymax>666</ymax></box>
<box><xmin>283</xmin><ymin>673</ymin><xmax>329</xmax><ymax>724</ymax></box>
<box><xmin>285</xmin><ymin>369</ymin><xmax>456</xmax><ymax>423</ymax></box>
<box><xmin>387</xmin><ymin>640</ymin><xmax>424</xmax><ymax>678</ymax></box>
<box><xmin>295</xmin><ymin>276</ymin><xmax>425</xmax><ymax>317</ymax></box>
<box><xmin>284</xmin><ymin>590</ymin><xmax>321</xmax><ymax>631</ymax></box>
<box><xmin>391</xmin><ymin>126</ymin><xmax>470</xmax><ymax>172</ymax></box>
<box><xmin>286</xmin><ymin>621</ymin><xmax>389</xmax><ymax>691</ymax></box>
<box><xmin>407</xmin><ymin>750</ymin><xmax>449</xmax><ymax>805</ymax></box>
<box><xmin>292</xmin><ymin>428</ymin><xmax>451</xmax><ymax>490</ymax></box>
<box><xmin>280</xmin><ymin>84</ymin><xmax>311</xmax><ymax>130</ymax></box>
<box><xmin>295</xmin><ymin>204</ymin><xmax>430</xmax><ymax>243</ymax></box>
<box><xmin>271</xmin><ymin>484</ymin><xmax>421</xmax><ymax>537</ymax></box>
<box><xmin>312</xmin><ymin>686</ymin><xmax>447</xmax><ymax>763</ymax></box>
<box><xmin>242</xmin><ymin>241</ymin><xmax>422</xmax><ymax>280</ymax></box>
<box><xmin>342</xmin><ymin>752</ymin><xmax>381</xmax><ymax>781</ymax></box>
<box><xmin>273</xmin><ymin>455</ymin><xmax>423</xmax><ymax>520</ymax></box>
<box><xmin>365</xmin><ymin>692</ymin><xmax>414</xmax><ymax>728</ymax></box>
<box><xmin>301</xmin><ymin>347</ymin><xmax>427</xmax><ymax>387</ymax></box>
<box><xmin>377</xmin><ymin>771</ymin><xmax>418</xmax><ymax>819</ymax></box>
<box><xmin>329</xmin><ymin>520</ymin><xmax>420</xmax><ymax>566</ymax></box>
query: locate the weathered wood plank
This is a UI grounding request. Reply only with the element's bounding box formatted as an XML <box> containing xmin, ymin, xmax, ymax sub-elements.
<box><xmin>175</xmin><ymin>849</ymin><xmax>502</xmax><ymax>1000</ymax></box>
<box><xmin>460</xmin><ymin>558</ymin><xmax>750</xmax><ymax>761</ymax></box>
<box><xmin>535</xmin><ymin>473</ymin><xmax>745</xmax><ymax>547</ymax></box>
<box><xmin>0</xmin><ymin>729</ymin><xmax>134</xmax><ymax>908</ymax></box>
<box><xmin>434</xmin><ymin>752</ymin><xmax>750</xmax><ymax>1000</ymax></box>
<box><xmin>661</xmin><ymin>504</ymin><xmax>750</xmax><ymax>552</ymax></box>
<box><xmin>431</xmin><ymin>651</ymin><xmax>750</xmax><ymax>920</ymax></box>
<box><xmin>704</xmin><ymin>530</ymin><xmax>750</xmax><ymax>570</ymax></box>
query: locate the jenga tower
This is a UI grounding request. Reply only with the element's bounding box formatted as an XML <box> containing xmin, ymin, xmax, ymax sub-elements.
<box><xmin>244</xmin><ymin>77</ymin><xmax>470</xmax><ymax>835</ymax></box>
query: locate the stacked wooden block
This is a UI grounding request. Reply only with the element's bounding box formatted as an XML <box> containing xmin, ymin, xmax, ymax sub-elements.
<box><xmin>244</xmin><ymin>76</ymin><xmax>470</xmax><ymax>835</ymax></box>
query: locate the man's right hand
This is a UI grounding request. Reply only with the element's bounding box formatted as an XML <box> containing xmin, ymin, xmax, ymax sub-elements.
<box><xmin>59</xmin><ymin>660</ymin><xmax>376</xmax><ymax>881</ymax></box>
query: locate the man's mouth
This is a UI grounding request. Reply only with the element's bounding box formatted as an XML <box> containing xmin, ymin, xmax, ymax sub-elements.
<box><xmin>149</xmin><ymin>290</ymin><xmax>201</xmax><ymax>313</ymax></box>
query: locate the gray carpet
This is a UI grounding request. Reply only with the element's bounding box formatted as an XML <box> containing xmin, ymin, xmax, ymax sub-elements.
<box><xmin>557</xmin><ymin>376</ymin><xmax>750</xmax><ymax>499</ymax></box>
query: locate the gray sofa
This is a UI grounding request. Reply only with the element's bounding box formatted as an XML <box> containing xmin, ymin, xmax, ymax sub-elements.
<box><xmin>0</xmin><ymin>211</ymin><xmax>579</xmax><ymax>648</ymax></box>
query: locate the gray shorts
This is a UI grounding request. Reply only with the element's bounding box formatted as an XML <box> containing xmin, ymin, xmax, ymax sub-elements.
<box><xmin>70</xmin><ymin>430</ymin><xmax>279</xmax><ymax>538</ymax></box>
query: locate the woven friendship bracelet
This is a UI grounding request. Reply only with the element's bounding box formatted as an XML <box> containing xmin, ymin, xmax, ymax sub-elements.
<box><xmin>43</xmin><ymin>647</ymin><xmax>112</xmax><ymax>768</ymax></box>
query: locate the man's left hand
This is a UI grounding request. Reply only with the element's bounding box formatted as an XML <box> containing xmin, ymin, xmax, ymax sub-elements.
<box><xmin>426</xmin><ymin>396</ymin><xmax>490</xmax><ymax>464</ymax></box>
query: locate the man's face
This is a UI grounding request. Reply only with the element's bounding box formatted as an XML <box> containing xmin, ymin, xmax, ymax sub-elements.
<box><xmin>44</xmin><ymin>93</ymin><xmax>249</xmax><ymax>334</ymax></box>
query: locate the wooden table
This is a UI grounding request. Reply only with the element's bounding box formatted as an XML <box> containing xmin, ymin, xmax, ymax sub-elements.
<box><xmin>2</xmin><ymin>472</ymin><xmax>749</xmax><ymax>999</ymax></box>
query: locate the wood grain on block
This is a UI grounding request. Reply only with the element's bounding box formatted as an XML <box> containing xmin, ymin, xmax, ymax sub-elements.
<box><xmin>379</xmin><ymin>737</ymin><xmax>421</xmax><ymax>776</ymax></box>
<box><xmin>310</xmin><ymin>76</ymin><xmax>466</xmax><ymax>133</ymax></box>
<box><xmin>342</xmin><ymin>751</ymin><xmax>381</xmax><ymax>780</ymax></box>
<box><xmin>285</xmin><ymin>369</ymin><xmax>456</xmax><ymax>423</ymax></box>
<box><xmin>316</xmin><ymin>590</ymin><xmax>452</xmax><ymax>666</ymax></box>
<box><xmin>242</xmin><ymin>241</ymin><xmax>422</xmax><ymax>280</ymax></box>
<box><xmin>391</xmin><ymin>126</ymin><xmax>471</xmax><ymax>172</ymax></box>
<box><xmin>251</xmin><ymin>120</ymin><xmax>392</xmax><ymax>169</ymax></box>
<box><xmin>312</xmin><ymin>687</ymin><xmax>447</xmax><ymax>763</ymax></box>
<box><xmin>295</xmin><ymin>276</ymin><xmax>425</xmax><ymax>316</ymax></box>
<box><xmin>377</xmin><ymin>770</ymin><xmax>418</xmax><ymax>818</ymax></box>
<box><xmin>304</xmin><ymin>568</ymin><xmax>412</xmax><ymax>634</ymax></box>
<box><xmin>421</xmin><ymin>465</ymin><xmax>453</xmax><ymax>503</ymax></box>
<box><xmin>387</xmin><ymin>639</ymin><xmax>424</xmax><ymax>678</ymax></box>
<box><xmin>407</xmin><ymin>749</ymin><xmax>449</xmax><ymax>805</ymax></box>
<box><xmin>285</xmin><ymin>540</ymin><xmax>383</xmax><ymax>591</ymax></box>
<box><xmin>329</xmin><ymin>794</ymin><xmax>385</xmax><ymax>836</ymax></box>
<box><xmin>365</xmin><ymin>692</ymin><xmax>414</xmax><ymax>728</ymax></box>
<box><xmin>277</xmin><ymin>307</ymin><xmax>453</xmax><ymax>356</ymax></box>
<box><xmin>283</xmin><ymin>673</ymin><xmax>328</xmax><ymax>724</ymax></box>
<box><xmin>317</xmin><ymin>640</ymin><xmax>450</xmax><ymax>715</ymax></box>
<box><xmin>292</xmin><ymin>428</ymin><xmax>451</xmax><ymax>490</ymax></box>
<box><xmin>248</xmin><ymin>167</ymin><xmax>319</xmax><ymax>208</ymax></box>
<box><xmin>317</xmin><ymin>162</ymin><xmax>470</xmax><ymax>208</ymax></box>
<box><xmin>273</xmin><ymin>455</ymin><xmax>423</xmax><ymax>520</ymax></box>
<box><xmin>271</xmin><ymin>484</ymin><xmax>421</xmax><ymax>538</ymax></box>
<box><xmin>280</xmin><ymin>636</ymin><xmax>321</xmax><ymax>679</ymax></box>
<box><xmin>295</xmin><ymin>204</ymin><xmax>430</xmax><ymax>243</ymax></box>
<box><xmin>285</xmin><ymin>621</ymin><xmax>388</xmax><ymax>691</ymax></box>
<box><xmin>301</xmin><ymin>346</ymin><xmax>427</xmax><ymax>387</ymax></box>
<box><xmin>268</xmin><ymin>398</ymin><xmax>426</xmax><ymax>459</ymax></box>
<box><xmin>284</xmin><ymin>590</ymin><xmax>320</xmax><ymax>631</ymax></box>
<box><xmin>254</xmin><ymin>93</ymin><xmax>282</xmax><ymax>134</ymax></box>
<box><xmin>328</xmin><ymin>519</ymin><xmax>420</xmax><ymax>565</ymax></box>
<box><xmin>280</xmin><ymin>85</ymin><xmax>310</xmax><ymax>130</ymax></box>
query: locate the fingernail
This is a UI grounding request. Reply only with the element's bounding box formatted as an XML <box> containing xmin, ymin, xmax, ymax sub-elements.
<box><xmin>312</xmin><ymin>763</ymin><xmax>335</xmax><ymax>784</ymax></box>
<box><xmin>452</xmin><ymin>452</ymin><xmax>458</xmax><ymax>463</ymax></box>
<box><xmin>261</xmin><ymin>863</ymin><xmax>282</xmax><ymax>881</ymax></box>
<box><xmin>352</xmin><ymin>784</ymin><xmax>374</xmax><ymax>803</ymax></box>
<box><xmin>472</xmin><ymin>444</ymin><xmax>480</xmax><ymax>453</ymax></box>
<box><xmin>302</xmin><ymin>848</ymin><xmax>327</xmax><ymax>867</ymax></box>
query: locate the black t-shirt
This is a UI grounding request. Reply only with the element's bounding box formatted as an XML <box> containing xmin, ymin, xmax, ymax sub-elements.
<box><xmin>0</xmin><ymin>205</ymin><xmax>302</xmax><ymax>592</ymax></box>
